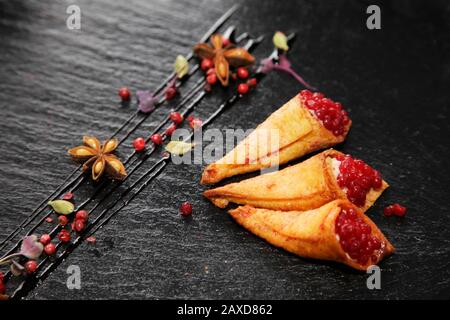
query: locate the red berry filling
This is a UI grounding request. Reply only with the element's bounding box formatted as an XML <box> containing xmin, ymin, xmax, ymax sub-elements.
<box><xmin>335</xmin><ymin>207</ymin><xmax>382</xmax><ymax>265</ymax></box>
<box><xmin>384</xmin><ymin>203</ymin><xmax>407</xmax><ymax>217</ymax></box>
<box><xmin>300</xmin><ymin>90</ymin><xmax>350</xmax><ymax>136</ymax></box>
<box><xmin>333</xmin><ymin>154</ymin><xmax>383</xmax><ymax>207</ymax></box>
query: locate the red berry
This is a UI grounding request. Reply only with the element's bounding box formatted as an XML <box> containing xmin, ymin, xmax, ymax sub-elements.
<box><xmin>44</xmin><ymin>243</ymin><xmax>56</xmax><ymax>255</ymax></box>
<box><xmin>247</xmin><ymin>78</ymin><xmax>257</xmax><ymax>88</ymax></box>
<box><xmin>385</xmin><ymin>204</ymin><xmax>407</xmax><ymax>217</ymax></box>
<box><xmin>201</xmin><ymin>58</ymin><xmax>214</xmax><ymax>71</ymax></box>
<box><xmin>86</xmin><ymin>236</ymin><xmax>97</xmax><ymax>244</ymax></box>
<box><xmin>150</xmin><ymin>133</ymin><xmax>163</xmax><ymax>145</ymax></box>
<box><xmin>58</xmin><ymin>215</ymin><xmax>68</xmax><ymax>226</ymax></box>
<box><xmin>169</xmin><ymin>111</ymin><xmax>183</xmax><ymax>124</ymax></box>
<box><xmin>206</xmin><ymin>73</ymin><xmax>217</xmax><ymax>85</ymax></box>
<box><xmin>118</xmin><ymin>87</ymin><xmax>131</xmax><ymax>101</ymax></box>
<box><xmin>222</xmin><ymin>37</ymin><xmax>231</xmax><ymax>47</ymax></box>
<box><xmin>165</xmin><ymin>124</ymin><xmax>177</xmax><ymax>136</ymax></box>
<box><xmin>237</xmin><ymin>67</ymin><xmax>249</xmax><ymax>79</ymax></box>
<box><xmin>25</xmin><ymin>260</ymin><xmax>38</xmax><ymax>274</ymax></box>
<box><xmin>0</xmin><ymin>279</ymin><xmax>4</xmax><ymax>295</ymax></box>
<box><xmin>73</xmin><ymin>219</ymin><xmax>85</xmax><ymax>233</ymax></box>
<box><xmin>62</xmin><ymin>192</ymin><xmax>74</xmax><ymax>200</ymax></box>
<box><xmin>40</xmin><ymin>234</ymin><xmax>51</xmax><ymax>245</ymax></box>
<box><xmin>189</xmin><ymin>117</ymin><xmax>203</xmax><ymax>130</ymax></box>
<box><xmin>237</xmin><ymin>83</ymin><xmax>249</xmax><ymax>95</ymax></box>
<box><xmin>180</xmin><ymin>202</ymin><xmax>193</xmax><ymax>216</ymax></box>
<box><xmin>0</xmin><ymin>272</ymin><xmax>4</xmax><ymax>282</ymax></box>
<box><xmin>45</xmin><ymin>217</ymin><xmax>53</xmax><ymax>223</ymax></box>
<box><xmin>133</xmin><ymin>137</ymin><xmax>146</xmax><ymax>152</ymax></box>
<box><xmin>75</xmin><ymin>210</ymin><xmax>89</xmax><ymax>221</ymax></box>
<box><xmin>165</xmin><ymin>87</ymin><xmax>177</xmax><ymax>100</ymax></box>
<box><xmin>58</xmin><ymin>229</ymin><xmax>71</xmax><ymax>243</ymax></box>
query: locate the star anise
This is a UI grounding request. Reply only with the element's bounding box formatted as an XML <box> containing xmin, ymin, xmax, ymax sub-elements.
<box><xmin>68</xmin><ymin>136</ymin><xmax>127</xmax><ymax>181</ymax></box>
<box><xmin>193</xmin><ymin>33</ymin><xmax>255</xmax><ymax>86</ymax></box>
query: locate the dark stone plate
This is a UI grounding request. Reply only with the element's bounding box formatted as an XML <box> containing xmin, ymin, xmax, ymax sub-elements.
<box><xmin>0</xmin><ymin>0</ymin><xmax>449</xmax><ymax>299</ymax></box>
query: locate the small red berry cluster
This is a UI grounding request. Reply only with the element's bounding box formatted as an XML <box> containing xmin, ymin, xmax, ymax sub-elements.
<box><xmin>133</xmin><ymin>111</ymin><xmax>202</xmax><ymax>152</ymax></box>
<box><xmin>384</xmin><ymin>203</ymin><xmax>407</xmax><ymax>217</ymax></box>
<box><xmin>200</xmin><ymin>58</ymin><xmax>257</xmax><ymax>95</ymax></box>
<box><xmin>334</xmin><ymin>154</ymin><xmax>383</xmax><ymax>207</ymax></box>
<box><xmin>31</xmin><ymin>194</ymin><xmax>91</xmax><ymax>275</ymax></box>
<box><xmin>336</xmin><ymin>207</ymin><xmax>382</xmax><ymax>265</ymax></box>
<box><xmin>300</xmin><ymin>90</ymin><xmax>350</xmax><ymax>136</ymax></box>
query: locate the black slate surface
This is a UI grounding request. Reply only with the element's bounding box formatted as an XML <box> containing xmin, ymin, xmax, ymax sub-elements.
<box><xmin>0</xmin><ymin>0</ymin><xmax>449</xmax><ymax>299</ymax></box>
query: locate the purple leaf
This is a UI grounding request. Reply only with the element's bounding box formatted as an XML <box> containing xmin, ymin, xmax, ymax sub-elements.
<box><xmin>20</xmin><ymin>235</ymin><xmax>43</xmax><ymax>260</ymax></box>
<box><xmin>136</xmin><ymin>90</ymin><xmax>159</xmax><ymax>113</ymax></box>
<box><xmin>259</xmin><ymin>54</ymin><xmax>316</xmax><ymax>90</ymax></box>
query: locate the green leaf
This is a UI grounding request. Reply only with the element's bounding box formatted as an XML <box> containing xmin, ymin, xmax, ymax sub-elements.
<box><xmin>273</xmin><ymin>31</ymin><xmax>289</xmax><ymax>51</ymax></box>
<box><xmin>48</xmin><ymin>200</ymin><xmax>74</xmax><ymax>215</ymax></box>
<box><xmin>174</xmin><ymin>55</ymin><xmax>189</xmax><ymax>79</ymax></box>
<box><xmin>165</xmin><ymin>141</ymin><xmax>194</xmax><ymax>155</ymax></box>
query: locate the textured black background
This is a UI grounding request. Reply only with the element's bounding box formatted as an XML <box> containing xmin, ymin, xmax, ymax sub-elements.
<box><xmin>0</xmin><ymin>0</ymin><xmax>449</xmax><ymax>299</ymax></box>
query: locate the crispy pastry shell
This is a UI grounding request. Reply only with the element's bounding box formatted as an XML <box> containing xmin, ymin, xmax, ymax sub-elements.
<box><xmin>201</xmin><ymin>93</ymin><xmax>351</xmax><ymax>184</ymax></box>
<box><xmin>229</xmin><ymin>200</ymin><xmax>395</xmax><ymax>271</ymax></box>
<box><xmin>204</xmin><ymin>149</ymin><xmax>388</xmax><ymax>212</ymax></box>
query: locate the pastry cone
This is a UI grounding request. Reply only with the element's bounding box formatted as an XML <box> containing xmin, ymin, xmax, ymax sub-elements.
<box><xmin>204</xmin><ymin>149</ymin><xmax>388</xmax><ymax>212</ymax></box>
<box><xmin>229</xmin><ymin>200</ymin><xmax>395</xmax><ymax>271</ymax></box>
<box><xmin>201</xmin><ymin>91</ymin><xmax>351</xmax><ymax>184</ymax></box>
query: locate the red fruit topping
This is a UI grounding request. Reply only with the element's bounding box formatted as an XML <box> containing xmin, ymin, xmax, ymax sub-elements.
<box><xmin>25</xmin><ymin>260</ymin><xmax>38</xmax><ymax>274</ymax></box>
<box><xmin>86</xmin><ymin>236</ymin><xmax>97</xmax><ymax>244</ymax></box>
<box><xmin>300</xmin><ymin>90</ymin><xmax>349</xmax><ymax>136</ymax></box>
<box><xmin>73</xmin><ymin>219</ymin><xmax>85</xmax><ymax>233</ymax></box>
<box><xmin>237</xmin><ymin>67</ymin><xmax>249</xmax><ymax>79</ymax></box>
<box><xmin>237</xmin><ymin>83</ymin><xmax>249</xmax><ymax>95</ymax></box>
<box><xmin>150</xmin><ymin>133</ymin><xmax>163</xmax><ymax>145</ymax></box>
<box><xmin>165</xmin><ymin>124</ymin><xmax>177</xmax><ymax>136</ymax></box>
<box><xmin>247</xmin><ymin>78</ymin><xmax>257</xmax><ymax>88</ymax></box>
<box><xmin>169</xmin><ymin>111</ymin><xmax>183</xmax><ymax>124</ymax></box>
<box><xmin>384</xmin><ymin>203</ymin><xmax>407</xmax><ymax>217</ymax></box>
<box><xmin>44</xmin><ymin>243</ymin><xmax>56</xmax><ymax>255</ymax></box>
<box><xmin>189</xmin><ymin>117</ymin><xmax>203</xmax><ymax>130</ymax></box>
<box><xmin>0</xmin><ymin>272</ymin><xmax>4</xmax><ymax>282</ymax></box>
<box><xmin>201</xmin><ymin>58</ymin><xmax>214</xmax><ymax>71</ymax></box>
<box><xmin>165</xmin><ymin>87</ymin><xmax>177</xmax><ymax>100</ymax></box>
<box><xmin>118</xmin><ymin>87</ymin><xmax>131</xmax><ymax>101</ymax></box>
<box><xmin>335</xmin><ymin>154</ymin><xmax>383</xmax><ymax>207</ymax></box>
<box><xmin>45</xmin><ymin>217</ymin><xmax>53</xmax><ymax>223</ymax></box>
<box><xmin>180</xmin><ymin>202</ymin><xmax>193</xmax><ymax>216</ymax></box>
<box><xmin>75</xmin><ymin>210</ymin><xmax>89</xmax><ymax>221</ymax></box>
<box><xmin>335</xmin><ymin>207</ymin><xmax>382</xmax><ymax>264</ymax></box>
<box><xmin>58</xmin><ymin>229</ymin><xmax>71</xmax><ymax>243</ymax></box>
<box><xmin>58</xmin><ymin>215</ymin><xmax>68</xmax><ymax>226</ymax></box>
<box><xmin>62</xmin><ymin>192</ymin><xmax>74</xmax><ymax>200</ymax></box>
<box><xmin>40</xmin><ymin>234</ymin><xmax>51</xmax><ymax>245</ymax></box>
<box><xmin>206</xmin><ymin>73</ymin><xmax>217</xmax><ymax>85</ymax></box>
<box><xmin>133</xmin><ymin>137</ymin><xmax>146</xmax><ymax>152</ymax></box>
